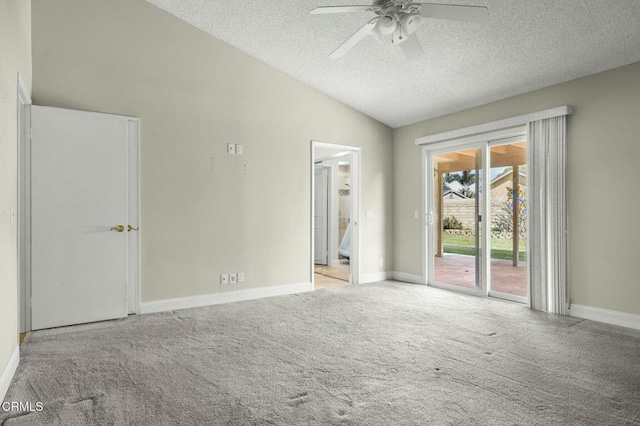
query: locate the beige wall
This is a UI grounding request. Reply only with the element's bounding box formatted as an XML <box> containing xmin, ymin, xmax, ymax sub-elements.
<box><xmin>441</xmin><ymin>199</ymin><xmax>507</xmax><ymax>233</ymax></box>
<box><xmin>31</xmin><ymin>0</ymin><xmax>393</xmax><ymax>302</ymax></box>
<box><xmin>0</xmin><ymin>0</ymin><xmax>31</xmax><ymax>381</ymax></box>
<box><xmin>393</xmin><ymin>62</ymin><xmax>640</xmax><ymax>315</ymax></box>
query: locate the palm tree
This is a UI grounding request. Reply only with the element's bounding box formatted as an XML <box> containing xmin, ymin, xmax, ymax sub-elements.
<box><xmin>443</xmin><ymin>170</ymin><xmax>476</xmax><ymax>198</ymax></box>
<box><xmin>443</xmin><ymin>173</ymin><xmax>457</xmax><ymax>183</ymax></box>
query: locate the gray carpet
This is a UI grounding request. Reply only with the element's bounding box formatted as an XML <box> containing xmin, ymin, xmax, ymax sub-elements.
<box><xmin>2</xmin><ymin>281</ymin><xmax>640</xmax><ymax>425</ymax></box>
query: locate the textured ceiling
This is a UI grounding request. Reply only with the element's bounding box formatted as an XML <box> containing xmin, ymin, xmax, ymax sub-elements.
<box><xmin>145</xmin><ymin>0</ymin><xmax>640</xmax><ymax>128</ymax></box>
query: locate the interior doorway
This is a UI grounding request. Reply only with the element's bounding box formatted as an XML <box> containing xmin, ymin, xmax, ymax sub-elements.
<box><xmin>311</xmin><ymin>141</ymin><xmax>360</xmax><ymax>290</ymax></box>
<box><xmin>425</xmin><ymin>132</ymin><xmax>528</xmax><ymax>304</ymax></box>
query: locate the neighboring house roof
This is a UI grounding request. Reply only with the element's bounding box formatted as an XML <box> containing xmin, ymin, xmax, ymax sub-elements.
<box><xmin>490</xmin><ymin>170</ymin><xmax>527</xmax><ymax>188</ymax></box>
<box><xmin>490</xmin><ymin>170</ymin><xmax>527</xmax><ymax>199</ymax></box>
<box><xmin>443</xmin><ymin>181</ymin><xmax>473</xmax><ymax>199</ymax></box>
<box><xmin>444</xmin><ymin>181</ymin><xmax>464</xmax><ymax>193</ymax></box>
<box><xmin>442</xmin><ymin>171</ymin><xmax>527</xmax><ymax>200</ymax></box>
<box><xmin>443</xmin><ymin>190</ymin><xmax>468</xmax><ymax>199</ymax></box>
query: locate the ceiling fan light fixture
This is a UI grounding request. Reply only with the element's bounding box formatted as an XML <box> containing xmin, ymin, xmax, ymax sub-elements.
<box><xmin>311</xmin><ymin>0</ymin><xmax>488</xmax><ymax>60</ymax></box>
<box><xmin>375</xmin><ymin>14</ymin><xmax>397</xmax><ymax>35</ymax></box>
<box><xmin>400</xmin><ymin>13</ymin><xmax>421</xmax><ymax>35</ymax></box>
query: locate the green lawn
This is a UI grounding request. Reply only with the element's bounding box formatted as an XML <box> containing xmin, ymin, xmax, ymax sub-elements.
<box><xmin>443</xmin><ymin>233</ymin><xmax>527</xmax><ymax>261</ymax></box>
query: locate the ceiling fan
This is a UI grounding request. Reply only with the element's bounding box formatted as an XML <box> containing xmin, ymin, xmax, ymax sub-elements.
<box><xmin>310</xmin><ymin>0</ymin><xmax>489</xmax><ymax>61</ymax></box>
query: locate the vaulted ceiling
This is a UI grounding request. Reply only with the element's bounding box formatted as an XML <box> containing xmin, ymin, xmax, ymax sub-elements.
<box><xmin>145</xmin><ymin>0</ymin><xmax>640</xmax><ymax>128</ymax></box>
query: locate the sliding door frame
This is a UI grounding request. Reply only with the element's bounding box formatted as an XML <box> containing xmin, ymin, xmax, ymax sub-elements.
<box><xmin>422</xmin><ymin>126</ymin><xmax>527</xmax><ymax>300</ymax></box>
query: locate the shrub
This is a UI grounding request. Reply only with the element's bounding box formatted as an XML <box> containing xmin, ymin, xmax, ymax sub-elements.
<box><xmin>443</xmin><ymin>216</ymin><xmax>463</xmax><ymax>230</ymax></box>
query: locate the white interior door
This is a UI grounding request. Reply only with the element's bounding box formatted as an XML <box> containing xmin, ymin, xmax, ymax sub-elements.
<box><xmin>30</xmin><ymin>106</ymin><xmax>136</xmax><ymax>330</ymax></box>
<box><xmin>314</xmin><ymin>167</ymin><xmax>329</xmax><ymax>265</ymax></box>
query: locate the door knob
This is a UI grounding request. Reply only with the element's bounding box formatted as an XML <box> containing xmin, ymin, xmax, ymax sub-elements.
<box><xmin>110</xmin><ymin>225</ymin><xmax>125</xmax><ymax>232</ymax></box>
<box><xmin>128</xmin><ymin>225</ymin><xmax>139</xmax><ymax>232</ymax></box>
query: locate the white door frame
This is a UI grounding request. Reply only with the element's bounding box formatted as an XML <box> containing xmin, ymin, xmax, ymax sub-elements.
<box><xmin>17</xmin><ymin>75</ymin><xmax>32</xmax><ymax>333</ymax></box>
<box><xmin>422</xmin><ymin>127</ymin><xmax>527</xmax><ymax>302</ymax></box>
<box><xmin>19</xmin><ymin>105</ymin><xmax>141</xmax><ymax>331</ymax></box>
<box><xmin>126</xmin><ymin>118</ymin><xmax>141</xmax><ymax>315</ymax></box>
<box><xmin>311</xmin><ymin>141</ymin><xmax>361</xmax><ymax>286</ymax></box>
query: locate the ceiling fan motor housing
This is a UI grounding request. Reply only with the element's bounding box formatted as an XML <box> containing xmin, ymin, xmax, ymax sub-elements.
<box><xmin>373</xmin><ymin>0</ymin><xmax>396</xmax><ymax>9</ymax></box>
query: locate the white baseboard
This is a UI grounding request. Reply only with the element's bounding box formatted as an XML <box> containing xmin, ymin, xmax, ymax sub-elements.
<box><xmin>569</xmin><ymin>304</ymin><xmax>640</xmax><ymax>331</ymax></box>
<box><xmin>392</xmin><ymin>271</ymin><xmax>425</xmax><ymax>285</ymax></box>
<box><xmin>0</xmin><ymin>345</ymin><xmax>19</xmax><ymax>403</ymax></box>
<box><xmin>360</xmin><ymin>272</ymin><xmax>393</xmax><ymax>284</ymax></box>
<box><xmin>140</xmin><ymin>282</ymin><xmax>313</xmax><ymax>314</ymax></box>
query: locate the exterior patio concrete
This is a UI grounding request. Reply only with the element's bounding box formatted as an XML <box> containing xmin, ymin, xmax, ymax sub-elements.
<box><xmin>434</xmin><ymin>254</ymin><xmax>527</xmax><ymax>298</ymax></box>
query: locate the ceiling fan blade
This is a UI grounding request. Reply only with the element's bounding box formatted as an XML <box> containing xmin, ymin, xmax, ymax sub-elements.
<box><xmin>417</xmin><ymin>3</ymin><xmax>489</xmax><ymax>22</ymax></box>
<box><xmin>310</xmin><ymin>5</ymin><xmax>376</xmax><ymax>14</ymax></box>
<box><xmin>399</xmin><ymin>34</ymin><xmax>424</xmax><ymax>61</ymax></box>
<box><xmin>329</xmin><ymin>18</ymin><xmax>378</xmax><ymax>59</ymax></box>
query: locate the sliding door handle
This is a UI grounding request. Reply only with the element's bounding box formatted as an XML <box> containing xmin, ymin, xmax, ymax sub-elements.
<box><xmin>427</xmin><ymin>212</ymin><xmax>434</xmax><ymax>225</ymax></box>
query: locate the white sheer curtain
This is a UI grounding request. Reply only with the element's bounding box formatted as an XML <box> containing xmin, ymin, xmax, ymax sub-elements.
<box><xmin>528</xmin><ymin>115</ymin><xmax>568</xmax><ymax>314</ymax></box>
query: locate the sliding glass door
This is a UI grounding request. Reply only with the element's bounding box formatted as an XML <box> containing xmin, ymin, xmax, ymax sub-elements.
<box><xmin>431</xmin><ymin>147</ymin><xmax>483</xmax><ymax>291</ymax></box>
<box><xmin>426</xmin><ymin>135</ymin><xmax>528</xmax><ymax>303</ymax></box>
<box><xmin>488</xmin><ymin>140</ymin><xmax>528</xmax><ymax>301</ymax></box>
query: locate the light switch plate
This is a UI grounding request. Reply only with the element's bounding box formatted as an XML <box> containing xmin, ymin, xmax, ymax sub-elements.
<box><xmin>237</xmin><ymin>272</ymin><xmax>244</xmax><ymax>283</ymax></box>
<box><xmin>236</xmin><ymin>144</ymin><xmax>243</xmax><ymax>155</ymax></box>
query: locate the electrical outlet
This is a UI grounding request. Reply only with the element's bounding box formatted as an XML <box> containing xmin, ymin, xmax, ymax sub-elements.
<box><xmin>220</xmin><ymin>274</ymin><xmax>229</xmax><ymax>285</ymax></box>
<box><xmin>237</xmin><ymin>272</ymin><xmax>244</xmax><ymax>283</ymax></box>
<box><xmin>414</xmin><ymin>210</ymin><xmax>419</xmax><ymax>219</ymax></box>
<box><xmin>227</xmin><ymin>143</ymin><xmax>236</xmax><ymax>154</ymax></box>
<box><xmin>236</xmin><ymin>144</ymin><xmax>243</xmax><ymax>155</ymax></box>
<box><xmin>229</xmin><ymin>273</ymin><xmax>237</xmax><ymax>284</ymax></box>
